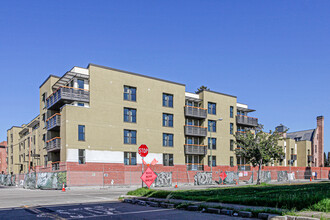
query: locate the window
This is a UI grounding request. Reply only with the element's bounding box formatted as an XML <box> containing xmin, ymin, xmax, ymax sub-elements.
<box><xmin>208</xmin><ymin>137</ymin><xmax>216</xmax><ymax>150</ymax></box>
<box><xmin>124</xmin><ymin>152</ymin><xmax>137</xmax><ymax>165</ymax></box>
<box><xmin>208</xmin><ymin>120</ymin><xmax>216</xmax><ymax>132</ymax></box>
<box><xmin>230</xmin><ymin>156</ymin><xmax>234</xmax><ymax>167</ymax></box>
<box><xmin>163</xmin><ymin>133</ymin><xmax>173</xmax><ymax>147</ymax></box>
<box><xmin>124</xmin><ymin>130</ymin><xmax>137</xmax><ymax>144</ymax></box>
<box><xmin>43</xmin><ymin>134</ymin><xmax>46</xmax><ymax>142</ymax></box>
<box><xmin>42</xmin><ymin>113</ymin><xmax>46</xmax><ymax>122</ymax></box>
<box><xmin>230</xmin><ymin>123</ymin><xmax>234</xmax><ymax>134</ymax></box>
<box><xmin>163</xmin><ymin>93</ymin><xmax>173</xmax><ymax>107</ymax></box>
<box><xmin>42</xmin><ymin>92</ymin><xmax>47</xmax><ymax>107</ymax></box>
<box><xmin>78</xmin><ymin>103</ymin><xmax>84</xmax><ymax>107</ymax></box>
<box><xmin>230</xmin><ymin>140</ymin><xmax>234</xmax><ymax>151</ymax></box>
<box><xmin>163</xmin><ymin>154</ymin><xmax>174</xmax><ymax>166</ymax></box>
<box><xmin>78</xmin><ymin>149</ymin><xmax>86</xmax><ymax>164</ymax></box>
<box><xmin>186</xmin><ymin>137</ymin><xmax>201</xmax><ymax>145</ymax></box>
<box><xmin>291</xmin><ymin>148</ymin><xmax>294</xmax><ymax>154</ymax></box>
<box><xmin>77</xmin><ymin>79</ymin><xmax>84</xmax><ymax>89</ymax></box>
<box><xmin>44</xmin><ymin>155</ymin><xmax>48</xmax><ymax>167</ymax></box>
<box><xmin>78</xmin><ymin>125</ymin><xmax>85</xmax><ymax>141</ymax></box>
<box><xmin>124</xmin><ymin>86</ymin><xmax>136</xmax><ymax>101</ymax></box>
<box><xmin>163</xmin><ymin>113</ymin><xmax>173</xmax><ymax>127</ymax></box>
<box><xmin>230</xmin><ymin>106</ymin><xmax>234</xmax><ymax>118</ymax></box>
<box><xmin>124</xmin><ymin>108</ymin><xmax>137</xmax><ymax>123</ymax></box>
<box><xmin>208</xmin><ymin>102</ymin><xmax>216</xmax><ymax>115</ymax></box>
<box><xmin>208</xmin><ymin>156</ymin><xmax>216</xmax><ymax>167</ymax></box>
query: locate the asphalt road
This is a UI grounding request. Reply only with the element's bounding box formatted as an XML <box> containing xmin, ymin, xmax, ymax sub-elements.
<box><xmin>0</xmin><ymin>201</ymin><xmax>258</xmax><ymax>220</ymax></box>
<box><xmin>0</xmin><ymin>186</ymin><xmax>258</xmax><ymax>219</ymax></box>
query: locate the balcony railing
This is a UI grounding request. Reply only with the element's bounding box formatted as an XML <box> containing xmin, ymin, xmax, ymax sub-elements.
<box><xmin>184</xmin><ymin>144</ymin><xmax>207</xmax><ymax>155</ymax></box>
<box><xmin>46</xmin><ymin>137</ymin><xmax>61</xmax><ymax>152</ymax></box>
<box><xmin>308</xmin><ymin>155</ymin><xmax>313</xmax><ymax>163</ymax></box>
<box><xmin>236</xmin><ymin>115</ymin><xmax>258</xmax><ymax>127</ymax></box>
<box><xmin>184</xmin><ymin>125</ymin><xmax>207</xmax><ymax>137</ymax></box>
<box><xmin>186</xmin><ymin>163</ymin><xmax>204</xmax><ymax>171</ymax></box>
<box><xmin>46</xmin><ymin>113</ymin><xmax>61</xmax><ymax>131</ymax></box>
<box><xmin>46</xmin><ymin>86</ymin><xmax>90</xmax><ymax>110</ymax></box>
<box><xmin>184</xmin><ymin>106</ymin><xmax>207</xmax><ymax>119</ymax></box>
<box><xmin>291</xmin><ymin>154</ymin><xmax>297</xmax><ymax>161</ymax></box>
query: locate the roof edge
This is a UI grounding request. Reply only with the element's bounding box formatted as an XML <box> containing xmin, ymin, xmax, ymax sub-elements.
<box><xmin>88</xmin><ymin>63</ymin><xmax>186</xmax><ymax>87</ymax></box>
<box><xmin>39</xmin><ymin>74</ymin><xmax>60</xmax><ymax>88</ymax></box>
<box><xmin>197</xmin><ymin>89</ymin><xmax>237</xmax><ymax>98</ymax></box>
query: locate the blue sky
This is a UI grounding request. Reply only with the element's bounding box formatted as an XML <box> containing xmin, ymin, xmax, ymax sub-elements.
<box><xmin>0</xmin><ymin>1</ymin><xmax>329</xmax><ymax>152</ymax></box>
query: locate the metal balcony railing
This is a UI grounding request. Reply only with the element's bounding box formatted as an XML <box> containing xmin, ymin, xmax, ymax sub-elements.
<box><xmin>184</xmin><ymin>144</ymin><xmax>207</xmax><ymax>155</ymax></box>
<box><xmin>236</xmin><ymin>115</ymin><xmax>258</xmax><ymax>127</ymax></box>
<box><xmin>46</xmin><ymin>86</ymin><xmax>89</xmax><ymax>110</ymax></box>
<box><xmin>46</xmin><ymin>113</ymin><xmax>61</xmax><ymax>131</ymax></box>
<box><xmin>184</xmin><ymin>125</ymin><xmax>207</xmax><ymax>137</ymax></box>
<box><xmin>46</xmin><ymin>137</ymin><xmax>61</xmax><ymax>152</ymax></box>
<box><xmin>184</xmin><ymin>106</ymin><xmax>207</xmax><ymax>119</ymax></box>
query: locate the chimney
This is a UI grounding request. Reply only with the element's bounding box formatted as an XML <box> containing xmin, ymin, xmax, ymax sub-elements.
<box><xmin>317</xmin><ymin>116</ymin><xmax>324</xmax><ymax>166</ymax></box>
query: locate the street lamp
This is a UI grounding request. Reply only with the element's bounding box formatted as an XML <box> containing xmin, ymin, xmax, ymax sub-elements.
<box><xmin>209</xmin><ymin>118</ymin><xmax>223</xmax><ymax>173</ymax></box>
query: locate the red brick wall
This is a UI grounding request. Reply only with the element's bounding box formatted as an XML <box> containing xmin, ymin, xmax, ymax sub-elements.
<box><xmin>0</xmin><ymin>141</ymin><xmax>7</xmax><ymax>174</ymax></box>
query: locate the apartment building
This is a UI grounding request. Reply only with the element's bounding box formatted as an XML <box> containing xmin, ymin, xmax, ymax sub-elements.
<box><xmin>0</xmin><ymin>141</ymin><xmax>7</xmax><ymax>174</ymax></box>
<box><xmin>6</xmin><ymin>63</ymin><xmax>314</xmax><ymax>174</ymax></box>
<box><xmin>275</xmin><ymin>116</ymin><xmax>324</xmax><ymax>168</ymax></box>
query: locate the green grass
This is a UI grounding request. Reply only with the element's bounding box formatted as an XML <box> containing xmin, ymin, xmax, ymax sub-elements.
<box><xmin>127</xmin><ymin>182</ymin><xmax>330</xmax><ymax>212</ymax></box>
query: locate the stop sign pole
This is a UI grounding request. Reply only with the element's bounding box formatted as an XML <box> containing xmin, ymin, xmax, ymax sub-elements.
<box><xmin>138</xmin><ymin>144</ymin><xmax>149</xmax><ymax>188</ymax></box>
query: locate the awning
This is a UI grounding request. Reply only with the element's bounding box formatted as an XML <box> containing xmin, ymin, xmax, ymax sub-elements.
<box><xmin>52</xmin><ymin>71</ymin><xmax>89</xmax><ymax>90</ymax></box>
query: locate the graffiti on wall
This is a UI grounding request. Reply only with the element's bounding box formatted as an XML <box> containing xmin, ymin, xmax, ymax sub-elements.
<box><xmin>24</xmin><ymin>173</ymin><xmax>36</xmax><ymax>189</ymax></box>
<box><xmin>194</xmin><ymin>172</ymin><xmax>212</xmax><ymax>185</ymax></box>
<box><xmin>37</xmin><ymin>172</ymin><xmax>67</xmax><ymax>190</ymax></box>
<box><xmin>261</xmin><ymin>171</ymin><xmax>271</xmax><ymax>183</ymax></box>
<box><xmin>154</xmin><ymin>172</ymin><xmax>172</xmax><ymax>187</ymax></box>
<box><xmin>288</xmin><ymin>172</ymin><xmax>295</xmax><ymax>181</ymax></box>
<box><xmin>223</xmin><ymin>172</ymin><xmax>239</xmax><ymax>184</ymax></box>
<box><xmin>277</xmin><ymin>171</ymin><xmax>288</xmax><ymax>182</ymax></box>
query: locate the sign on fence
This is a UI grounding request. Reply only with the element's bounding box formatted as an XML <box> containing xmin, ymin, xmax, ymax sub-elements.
<box><xmin>140</xmin><ymin>167</ymin><xmax>157</xmax><ymax>188</ymax></box>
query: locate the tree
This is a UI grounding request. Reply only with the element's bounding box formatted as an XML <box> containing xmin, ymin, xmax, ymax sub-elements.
<box><xmin>234</xmin><ymin>127</ymin><xmax>285</xmax><ymax>185</ymax></box>
<box><xmin>195</xmin><ymin>85</ymin><xmax>210</xmax><ymax>94</ymax></box>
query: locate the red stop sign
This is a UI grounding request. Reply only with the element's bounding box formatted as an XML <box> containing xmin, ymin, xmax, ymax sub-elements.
<box><xmin>138</xmin><ymin>144</ymin><xmax>148</xmax><ymax>157</ymax></box>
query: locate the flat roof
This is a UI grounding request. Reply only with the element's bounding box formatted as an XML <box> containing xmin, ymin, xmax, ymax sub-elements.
<box><xmin>196</xmin><ymin>89</ymin><xmax>237</xmax><ymax>98</ymax></box>
<box><xmin>88</xmin><ymin>63</ymin><xmax>186</xmax><ymax>87</ymax></box>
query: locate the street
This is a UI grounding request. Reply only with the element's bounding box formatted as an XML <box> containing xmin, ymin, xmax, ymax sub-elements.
<box><xmin>0</xmin><ymin>186</ymin><xmax>258</xmax><ymax>219</ymax></box>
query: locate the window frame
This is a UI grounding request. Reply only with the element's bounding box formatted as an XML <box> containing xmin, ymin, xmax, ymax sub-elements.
<box><xmin>124</xmin><ymin>129</ymin><xmax>137</xmax><ymax>145</ymax></box>
<box><xmin>123</xmin><ymin>86</ymin><xmax>137</xmax><ymax>102</ymax></box>
<box><xmin>230</xmin><ymin>106</ymin><xmax>234</xmax><ymax>118</ymax></box>
<box><xmin>230</xmin><ymin>156</ymin><xmax>234</xmax><ymax>167</ymax></box>
<box><xmin>208</xmin><ymin>155</ymin><xmax>216</xmax><ymax>167</ymax></box>
<box><xmin>230</xmin><ymin>139</ymin><xmax>234</xmax><ymax>151</ymax></box>
<box><xmin>163</xmin><ymin>113</ymin><xmax>174</xmax><ymax>127</ymax></box>
<box><xmin>230</xmin><ymin>123</ymin><xmax>234</xmax><ymax>135</ymax></box>
<box><xmin>124</xmin><ymin>152</ymin><xmax>137</xmax><ymax>165</ymax></box>
<box><xmin>208</xmin><ymin>137</ymin><xmax>216</xmax><ymax>150</ymax></box>
<box><xmin>163</xmin><ymin>133</ymin><xmax>174</xmax><ymax>147</ymax></box>
<box><xmin>78</xmin><ymin>149</ymin><xmax>86</xmax><ymax>164</ymax></box>
<box><xmin>78</xmin><ymin>125</ymin><xmax>85</xmax><ymax>141</ymax></box>
<box><xmin>163</xmin><ymin>153</ymin><xmax>174</xmax><ymax>166</ymax></box>
<box><xmin>124</xmin><ymin>108</ymin><xmax>137</xmax><ymax>123</ymax></box>
<box><xmin>163</xmin><ymin>93</ymin><xmax>173</xmax><ymax>108</ymax></box>
<box><xmin>208</xmin><ymin>102</ymin><xmax>216</xmax><ymax>115</ymax></box>
<box><xmin>77</xmin><ymin>79</ymin><xmax>84</xmax><ymax>89</ymax></box>
<box><xmin>208</xmin><ymin>120</ymin><xmax>216</xmax><ymax>132</ymax></box>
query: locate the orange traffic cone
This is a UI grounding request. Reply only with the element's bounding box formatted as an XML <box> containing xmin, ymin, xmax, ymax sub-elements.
<box><xmin>175</xmin><ymin>184</ymin><xmax>178</xmax><ymax>188</ymax></box>
<box><xmin>310</xmin><ymin>177</ymin><xmax>312</xmax><ymax>182</ymax></box>
<box><xmin>236</xmin><ymin>180</ymin><xmax>238</xmax><ymax>185</ymax></box>
<box><xmin>62</xmin><ymin>183</ymin><xmax>66</xmax><ymax>192</ymax></box>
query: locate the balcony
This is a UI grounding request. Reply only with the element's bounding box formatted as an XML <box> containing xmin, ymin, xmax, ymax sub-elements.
<box><xmin>184</xmin><ymin>125</ymin><xmax>207</xmax><ymax>137</ymax></box>
<box><xmin>46</xmin><ymin>87</ymin><xmax>90</xmax><ymax>110</ymax></box>
<box><xmin>184</xmin><ymin>106</ymin><xmax>207</xmax><ymax>119</ymax></box>
<box><xmin>46</xmin><ymin>113</ymin><xmax>61</xmax><ymax>131</ymax></box>
<box><xmin>236</xmin><ymin>115</ymin><xmax>258</xmax><ymax>127</ymax></box>
<box><xmin>291</xmin><ymin>154</ymin><xmax>297</xmax><ymax>161</ymax></box>
<box><xmin>46</xmin><ymin>137</ymin><xmax>61</xmax><ymax>152</ymax></box>
<box><xmin>184</xmin><ymin>144</ymin><xmax>207</xmax><ymax>155</ymax></box>
<box><xmin>308</xmin><ymin>155</ymin><xmax>313</xmax><ymax>163</ymax></box>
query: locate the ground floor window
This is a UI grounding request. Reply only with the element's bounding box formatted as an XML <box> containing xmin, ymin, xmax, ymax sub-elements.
<box><xmin>124</xmin><ymin>152</ymin><xmax>137</xmax><ymax>165</ymax></box>
<box><xmin>186</xmin><ymin>155</ymin><xmax>204</xmax><ymax>171</ymax></box>
<box><xmin>79</xmin><ymin>149</ymin><xmax>86</xmax><ymax>164</ymax></box>
<box><xmin>230</xmin><ymin>156</ymin><xmax>234</xmax><ymax>167</ymax></box>
<box><xmin>163</xmin><ymin>154</ymin><xmax>174</xmax><ymax>166</ymax></box>
<box><xmin>208</xmin><ymin>155</ymin><xmax>216</xmax><ymax>167</ymax></box>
